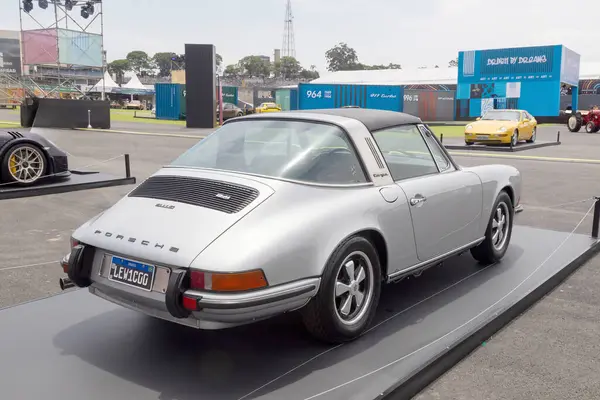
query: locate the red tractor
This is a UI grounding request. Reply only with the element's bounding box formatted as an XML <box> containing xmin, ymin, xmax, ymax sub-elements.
<box><xmin>567</xmin><ymin>106</ymin><xmax>600</xmax><ymax>133</ymax></box>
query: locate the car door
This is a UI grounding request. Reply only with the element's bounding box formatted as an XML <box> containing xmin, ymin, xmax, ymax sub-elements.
<box><xmin>371</xmin><ymin>124</ymin><xmax>483</xmax><ymax>262</ymax></box>
<box><xmin>518</xmin><ymin>111</ymin><xmax>532</xmax><ymax>139</ymax></box>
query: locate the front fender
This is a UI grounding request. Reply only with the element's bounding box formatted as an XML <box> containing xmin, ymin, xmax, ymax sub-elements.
<box><xmin>464</xmin><ymin>164</ymin><xmax>521</xmax><ymax>234</ymax></box>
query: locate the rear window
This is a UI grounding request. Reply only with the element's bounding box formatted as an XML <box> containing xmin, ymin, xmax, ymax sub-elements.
<box><xmin>170</xmin><ymin>119</ymin><xmax>368</xmax><ymax>185</ymax></box>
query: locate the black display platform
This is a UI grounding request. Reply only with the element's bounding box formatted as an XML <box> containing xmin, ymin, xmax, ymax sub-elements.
<box><xmin>444</xmin><ymin>141</ymin><xmax>560</xmax><ymax>152</ymax></box>
<box><xmin>0</xmin><ymin>171</ymin><xmax>136</xmax><ymax>200</ymax></box>
<box><xmin>0</xmin><ymin>226</ymin><xmax>598</xmax><ymax>400</ymax></box>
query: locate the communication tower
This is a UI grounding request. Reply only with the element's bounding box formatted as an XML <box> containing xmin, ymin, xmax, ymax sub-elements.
<box><xmin>281</xmin><ymin>0</ymin><xmax>296</xmax><ymax>59</ymax></box>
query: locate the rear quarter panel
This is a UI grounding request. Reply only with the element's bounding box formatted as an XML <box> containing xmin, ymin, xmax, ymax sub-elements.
<box><xmin>189</xmin><ymin>183</ymin><xmax>417</xmax><ymax>286</ymax></box>
<box><xmin>462</xmin><ymin>164</ymin><xmax>521</xmax><ymax>234</ymax></box>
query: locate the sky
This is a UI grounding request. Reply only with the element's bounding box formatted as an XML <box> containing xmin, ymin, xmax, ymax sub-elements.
<box><xmin>1</xmin><ymin>0</ymin><xmax>600</xmax><ymax>73</ymax></box>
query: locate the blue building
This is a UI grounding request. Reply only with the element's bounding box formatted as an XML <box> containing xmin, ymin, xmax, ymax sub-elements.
<box><xmin>456</xmin><ymin>45</ymin><xmax>580</xmax><ymax>119</ymax></box>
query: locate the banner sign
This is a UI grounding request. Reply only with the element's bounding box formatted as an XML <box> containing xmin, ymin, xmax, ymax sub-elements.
<box><xmin>479</xmin><ymin>45</ymin><xmax>555</xmax><ymax>80</ymax></box>
<box><xmin>0</xmin><ymin>38</ymin><xmax>21</xmax><ymax>75</ymax></box>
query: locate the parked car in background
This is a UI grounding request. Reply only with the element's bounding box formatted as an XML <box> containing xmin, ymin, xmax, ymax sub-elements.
<box><xmin>465</xmin><ymin>109</ymin><xmax>537</xmax><ymax>146</ymax></box>
<box><xmin>61</xmin><ymin>108</ymin><xmax>521</xmax><ymax>344</ymax></box>
<box><xmin>123</xmin><ymin>100</ymin><xmax>144</xmax><ymax>110</ymax></box>
<box><xmin>1</xmin><ymin>130</ymin><xmax>69</xmax><ymax>185</ymax></box>
<box><xmin>255</xmin><ymin>102</ymin><xmax>282</xmax><ymax>113</ymax></box>
<box><xmin>217</xmin><ymin>102</ymin><xmax>244</xmax><ymax>121</ymax></box>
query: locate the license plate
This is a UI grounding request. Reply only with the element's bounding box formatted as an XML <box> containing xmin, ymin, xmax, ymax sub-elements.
<box><xmin>108</xmin><ymin>256</ymin><xmax>156</xmax><ymax>291</ymax></box>
<box><xmin>476</xmin><ymin>135</ymin><xmax>488</xmax><ymax>140</ymax></box>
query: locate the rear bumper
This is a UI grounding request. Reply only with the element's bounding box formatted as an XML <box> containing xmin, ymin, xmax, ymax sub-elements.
<box><xmin>62</xmin><ymin>245</ymin><xmax>321</xmax><ymax>329</ymax></box>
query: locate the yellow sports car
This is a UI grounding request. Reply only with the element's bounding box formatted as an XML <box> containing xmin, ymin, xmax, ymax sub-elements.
<box><xmin>255</xmin><ymin>102</ymin><xmax>282</xmax><ymax>113</ymax></box>
<box><xmin>465</xmin><ymin>109</ymin><xmax>537</xmax><ymax>146</ymax></box>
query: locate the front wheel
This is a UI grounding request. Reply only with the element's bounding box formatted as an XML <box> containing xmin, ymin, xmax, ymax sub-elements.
<box><xmin>301</xmin><ymin>236</ymin><xmax>381</xmax><ymax>343</ymax></box>
<box><xmin>471</xmin><ymin>191</ymin><xmax>514</xmax><ymax>264</ymax></box>
<box><xmin>1</xmin><ymin>143</ymin><xmax>47</xmax><ymax>185</ymax></box>
<box><xmin>510</xmin><ymin>130</ymin><xmax>519</xmax><ymax>146</ymax></box>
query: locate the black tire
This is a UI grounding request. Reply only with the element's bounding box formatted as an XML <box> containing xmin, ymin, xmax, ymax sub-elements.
<box><xmin>471</xmin><ymin>191</ymin><xmax>514</xmax><ymax>264</ymax></box>
<box><xmin>585</xmin><ymin>121</ymin><xmax>597</xmax><ymax>134</ymax></box>
<box><xmin>526</xmin><ymin>127</ymin><xmax>537</xmax><ymax>143</ymax></box>
<box><xmin>301</xmin><ymin>235</ymin><xmax>382</xmax><ymax>343</ymax></box>
<box><xmin>567</xmin><ymin>115</ymin><xmax>582</xmax><ymax>132</ymax></box>
<box><xmin>465</xmin><ymin>141</ymin><xmax>474</xmax><ymax>146</ymax></box>
<box><xmin>1</xmin><ymin>143</ymin><xmax>47</xmax><ymax>185</ymax></box>
<box><xmin>510</xmin><ymin>130</ymin><xmax>519</xmax><ymax>147</ymax></box>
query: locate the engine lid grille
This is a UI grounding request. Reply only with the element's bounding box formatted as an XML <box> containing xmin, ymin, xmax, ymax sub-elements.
<box><xmin>128</xmin><ymin>175</ymin><xmax>259</xmax><ymax>214</ymax></box>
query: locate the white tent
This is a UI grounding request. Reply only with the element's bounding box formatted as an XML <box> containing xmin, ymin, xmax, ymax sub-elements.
<box><xmin>123</xmin><ymin>74</ymin><xmax>146</xmax><ymax>89</ymax></box>
<box><xmin>90</xmin><ymin>70</ymin><xmax>119</xmax><ymax>92</ymax></box>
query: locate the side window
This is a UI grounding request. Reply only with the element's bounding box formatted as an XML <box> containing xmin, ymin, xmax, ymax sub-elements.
<box><xmin>372</xmin><ymin>125</ymin><xmax>439</xmax><ymax>181</ymax></box>
<box><xmin>418</xmin><ymin>125</ymin><xmax>454</xmax><ymax>172</ymax></box>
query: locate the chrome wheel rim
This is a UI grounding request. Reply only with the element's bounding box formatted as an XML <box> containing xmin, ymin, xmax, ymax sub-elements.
<box><xmin>531</xmin><ymin>128</ymin><xmax>536</xmax><ymax>141</ymax></box>
<box><xmin>7</xmin><ymin>146</ymin><xmax>45</xmax><ymax>183</ymax></box>
<box><xmin>333</xmin><ymin>250</ymin><xmax>374</xmax><ymax>325</ymax></box>
<box><xmin>568</xmin><ymin>116</ymin><xmax>577</xmax><ymax>130</ymax></box>
<box><xmin>492</xmin><ymin>202</ymin><xmax>510</xmax><ymax>251</ymax></box>
<box><xmin>512</xmin><ymin>131</ymin><xmax>518</xmax><ymax>146</ymax></box>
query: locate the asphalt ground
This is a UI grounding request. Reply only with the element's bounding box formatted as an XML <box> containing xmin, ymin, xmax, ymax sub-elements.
<box><xmin>1</xmin><ymin>121</ymin><xmax>600</xmax><ymax>399</ymax></box>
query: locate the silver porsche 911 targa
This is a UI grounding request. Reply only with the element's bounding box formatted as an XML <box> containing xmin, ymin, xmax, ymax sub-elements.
<box><xmin>61</xmin><ymin>108</ymin><xmax>521</xmax><ymax>343</ymax></box>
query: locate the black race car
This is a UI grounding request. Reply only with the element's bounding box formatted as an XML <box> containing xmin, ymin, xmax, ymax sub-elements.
<box><xmin>0</xmin><ymin>131</ymin><xmax>69</xmax><ymax>185</ymax></box>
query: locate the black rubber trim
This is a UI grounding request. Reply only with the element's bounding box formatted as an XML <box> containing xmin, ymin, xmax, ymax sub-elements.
<box><xmin>194</xmin><ymin>284</ymin><xmax>316</xmax><ymax>310</ymax></box>
<box><xmin>378</xmin><ymin>239</ymin><xmax>600</xmax><ymax>400</ymax></box>
<box><xmin>67</xmin><ymin>244</ymin><xmax>94</xmax><ymax>288</ymax></box>
<box><xmin>165</xmin><ymin>269</ymin><xmax>191</xmax><ymax>319</ymax></box>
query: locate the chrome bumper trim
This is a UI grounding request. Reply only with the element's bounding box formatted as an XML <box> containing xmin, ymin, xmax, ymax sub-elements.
<box><xmin>184</xmin><ymin>277</ymin><xmax>320</xmax><ymax>310</ymax></box>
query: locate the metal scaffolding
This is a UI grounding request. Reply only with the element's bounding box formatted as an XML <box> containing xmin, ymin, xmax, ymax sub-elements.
<box><xmin>281</xmin><ymin>0</ymin><xmax>296</xmax><ymax>59</ymax></box>
<box><xmin>16</xmin><ymin>0</ymin><xmax>105</xmax><ymax>101</ymax></box>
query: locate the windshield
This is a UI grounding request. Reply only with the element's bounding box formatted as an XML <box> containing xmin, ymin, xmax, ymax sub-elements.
<box><xmin>170</xmin><ymin>119</ymin><xmax>368</xmax><ymax>185</ymax></box>
<box><xmin>481</xmin><ymin>110</ymin><xmax>520</xmax><ymax>121</ymax></box>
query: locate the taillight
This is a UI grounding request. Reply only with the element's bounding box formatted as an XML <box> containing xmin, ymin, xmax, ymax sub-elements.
<box><xmin>189</xmin><ymin>269</ymin><xmax>267</xmax><ymax>292</ymax></box>
<box><xmin>70</xmin><ymin>237</ymin><xmax>80</xmax><ymax>248</ymax></box>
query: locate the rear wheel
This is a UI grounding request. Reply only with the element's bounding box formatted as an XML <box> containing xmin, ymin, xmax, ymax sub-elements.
<box><xmin>526</xmin><ymin>127</ymin><xmax>537</xmax><ymax>143</ymax></box>
<box><xmin>465</xmin><ymin>141</ymin><xmax>474</xmax><ymax>146</ymax></box>
<box><xmin>471</xmin><ymin>191</ymin><xmax>514</xmax><ymax>264</ymax></box>
<box><xmin>568</xmin><ymin>115</ymin><xmax>582</xmax><ymax>132</ymax></box>
<box><xmin>302</xmin><ymin>236</ymin><xmax>381</xmax><ymax>343</ymax></box>
<box><xmin>1</xmin><ymin>143</ymin><xmax>47</xmax><ymax>185</ymax></box>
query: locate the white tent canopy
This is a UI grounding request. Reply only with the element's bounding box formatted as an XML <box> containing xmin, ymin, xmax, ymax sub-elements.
<box><xmin>90</xmin><ymin>70</ymin><xmax>119</xmax><ymax>92</ymax></box>
<box><xmin>123</xmin><ymin>74</ymin><xmax>146</xmax><ymax>89</ymax></box>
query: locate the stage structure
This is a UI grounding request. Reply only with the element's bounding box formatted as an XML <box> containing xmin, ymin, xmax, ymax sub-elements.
<box><xmin>16</xmin><ymin>0</ymin><xmax>106</xmax><ymax>101</ymax></box>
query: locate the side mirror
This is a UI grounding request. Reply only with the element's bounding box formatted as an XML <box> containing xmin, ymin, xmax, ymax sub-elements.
<box><xmin>476</xmin><ymin>117</ymin><xmax>481</xmax><ymax>121</ymax></box>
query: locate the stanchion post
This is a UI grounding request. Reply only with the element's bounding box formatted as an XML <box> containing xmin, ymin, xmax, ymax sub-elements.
<box><xmin>124</xmin><ymin>154</ymin><xmax>131</xmax><ymax>178</ymax></box>
<box><xmin>87</xmin><ymin>110</ymin><xmax>92</xmax><ymax>129</ymax></box>
<box><xmin>557</xmin><ymin>131</ymin><xmax>561</xmax><ymax>143</ymax></box>
<box><xmin>440</xmin><ymin>133</ymin><xmax>443</xmax><ymax>143</ymax></box>
<box><xmin>592</xmin><ymin>197</ymin><xmax>600</xmax><ymax>239</ymax></box>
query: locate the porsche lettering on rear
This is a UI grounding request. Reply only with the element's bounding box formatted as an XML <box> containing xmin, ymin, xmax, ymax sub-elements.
<box><xmin>93</xmin><ymin>230</ymin><xmax>180</xmax><ymax>253</ymax></box>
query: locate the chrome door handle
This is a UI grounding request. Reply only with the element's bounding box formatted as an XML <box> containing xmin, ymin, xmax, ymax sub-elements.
<box><xmin>409</xmin><ymin>196</ymin><xmax>427</xmax><ymax>206</ymax></box>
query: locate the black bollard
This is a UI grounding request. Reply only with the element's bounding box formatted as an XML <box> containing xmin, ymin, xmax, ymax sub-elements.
<box><xmin>592</xmin><ymin>197</ymin><xmax>600</xmax><ymax>239</ymax></box>
<box><xmin>557</xmin><ymin>131</ymin><xmax>561</xmax><ymax>143</ymax></box>
<box><xmin>124</xmin><ymin>154</ymin><xmax>131</xmax><ymax>178</ymax></box>
<box><xmin>440</xmin><ymin>133</ymin><xmax>443</xmax><ymax>143</ymax></box>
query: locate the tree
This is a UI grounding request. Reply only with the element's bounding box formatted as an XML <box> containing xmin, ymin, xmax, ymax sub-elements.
<box><xmin>368</xmin><ymin>63</ymin><xmax>402</xmax><ymax>70</ymax></box>
<box><xmin>448</xmin><ymin>57</ymin><xmax>459</xmax><ymax>67</ymax></box>
<box><xmin>238</xmin><ymin>55</ymin><xmax>271</xmax><ymax>78</ymax></box>
<box><xmin>152</xmin><ymin>52</ymin><xmax>177</xmax><ymax>77</ymax></box>
<box><xmin>107</xmin><ymin>59</ymin><xmax>130</xmax><ymax>84</ymax></box>
<box><xmin>274</xmin><ymin>56</ymin><xmax>302</xmax><ymax>79</ymax></box>
<box><xmin>325</xmin><ymin>42</ymin><xmax>359</xmax><ymax>72</ymax></box>
<box><xmin>223</xmin><ymin>64</ymin><xmax>242</xmax><ymax>78</ymax></box>
<box><xmin>126</xmin><ymin>50</ymin><xmax>152</xmax><ymax>75</ymax></box>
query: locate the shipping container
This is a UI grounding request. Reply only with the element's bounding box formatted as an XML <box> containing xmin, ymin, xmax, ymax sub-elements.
<box><xmin>275</xmin><ymin>88</ymin><xmax>298</xmax><ymax>111</ymax></box>
<box><xmin>403</xmin><ymin>90</ymin><xmax>455</xmax><ymax>121</ymax></box>
<box><xmin>298</xmin><ymin>83</ymin><xmax>403</xmax><ymax>112</ymax></box>
<box><xmin>222</xmin><ymin>86</ymin><xmax>238</xmax><ymax>105</ymax></box>
<box><xmin>155</xmin><ymin>83</ymin><xmax>186</xmax><ymax>120</ymax></box>
<box><xmin>253</xmin><ymin>88</ymin><xmax>276</xmax><ymax>107</ymax></box>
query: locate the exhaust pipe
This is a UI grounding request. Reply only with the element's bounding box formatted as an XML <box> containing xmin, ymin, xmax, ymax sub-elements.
<box><xmin>59</xmin><ymin>277</ymin><xmax>75</xmax><ymax>290</ymax></box>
